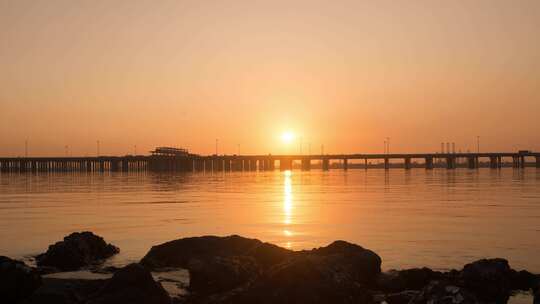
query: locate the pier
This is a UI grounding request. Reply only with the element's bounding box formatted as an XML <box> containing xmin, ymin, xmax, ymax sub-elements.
<box><xmin>0</xmin><ymin>149</ymin><xmax>538</xmax><ymax>173</ymax></box>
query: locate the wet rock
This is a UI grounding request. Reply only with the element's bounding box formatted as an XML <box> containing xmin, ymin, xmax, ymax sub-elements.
<box><xmin>0</xmin><ymin>256</ymin><xmax>42</xmax><ymax>303</ymax></box>
<box><xmin>378</xmin><ymin>267</ymin><xmax>442</xmax><ymax>292</ymax></box>
<box><xmin>36</xmin><ymin>232</ymin><xmax>119</xmax><ymax>271</ymax></box>
<box><xmin>461</xmin><ymin>258</ymin><xmax>513</xmax><ymax>301</ymax></box>
<box><xmin>87</xmin><ymin>263</ymin><xmax>171</xmax><ymax>304</ymax></box>
<box><xmin>188</xmin><ymin>256</ymin><xmax>261</xmax><ymax>295</ymax></box>
<box><xmin>140</xmin><ymin>235</ymin><xmax>292</xmax><ymax>270</ymax></box>
<box><xmin>23</xmin><ymin>278</ymin><xmax>105</xmax><ymax>304</ymax></box>
<box><xmin>409</xmin><ymin>281</ymin><xmax>478</xmax><ymax>304</ymax></box>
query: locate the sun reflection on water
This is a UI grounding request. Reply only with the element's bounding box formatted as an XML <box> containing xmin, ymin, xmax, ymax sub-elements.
<box><xmin>283</xmin><ymin>170</ymin><xmax>293</xmax><ymax>247</ymax></box>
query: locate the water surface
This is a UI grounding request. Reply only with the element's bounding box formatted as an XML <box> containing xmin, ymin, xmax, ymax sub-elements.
<box><xmin>1</xmin><ymin>168</ymin><xmax>539</xmax><ymax>272</ymax></box>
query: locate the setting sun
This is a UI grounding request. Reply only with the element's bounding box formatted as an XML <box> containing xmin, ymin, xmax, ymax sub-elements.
<box><xmin>281</xmin><ymin>131</ymin><xmax>295</xmax><ymax>144</ymax></box>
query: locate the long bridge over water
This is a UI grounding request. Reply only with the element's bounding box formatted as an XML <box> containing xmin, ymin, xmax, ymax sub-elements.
<box><xmin>0</xmin><ymin>149</ymin><xmax>539</xmax><ymax>173</ymax></box>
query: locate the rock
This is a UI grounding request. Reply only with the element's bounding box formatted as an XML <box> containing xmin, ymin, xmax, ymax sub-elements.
<box><xmin>308</xmin><ymin>240</ymin><xmax>382</xmax><ymax>284</ymax></box>
<box><xmin>140</xmin><ymin>235</ymin><xmax>292</xmax><ymax>270</ymax></box>
<box><xmin>23</xmin><ymin>278</ymin><xmax>105</xmax><ymax>304</ymax></box>
<box><xmin>510</xmin><ymin>269</ymin><xmax>537</xmax><ymax>290</ymax></box>
<box><xmin>226</xmin><ymin>254</ymin><xmax>373</xmax><ymax>304</ymax></box>
<box><xmin>36</xmin><ymin>232</ymin><xmax>119</xmax><ymax>271</ymax></box>
<box><xmin>461</xmin><ymin>258</ymin><xmax>513</xmax><ymax>301</ymax></box>
<box><xmin>378</xmin><ymin>267</ymin><xmax>442</xmax><ymax>292</ymax></box>
<box><xmin>87</xmin><ymin>263</ymin><xmax>171</xmax><ymax>304</ymax></box>
<box><xmin>188</xmin><ymin>256</ymin><xmax>261</xmax><ymax>294</ymax></box>
<box><xmin>534</xmin><ymin>281</ymin><xmax>540</xmax><ymax>304</ymax></box>
<box><xmin>409</xmin><ymin>280</ymin><xmax>478</xmax><ymax>304</ymax></box>
<box><xmin>0</xmin><ymin>256</ymin><xmax>42</xmax><ymax>303</ymax></box>
<box><xmin>374</xmin><ymin>290</ymin><xmax>420</xmax><ymax>304</ymax></box>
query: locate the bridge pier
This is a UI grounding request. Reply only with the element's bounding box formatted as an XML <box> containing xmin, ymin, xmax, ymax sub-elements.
<box><xmin>249</xmin><ymin>159</ymin><xmax>257</xmax><ymax>171</ymax></box>
<box><xmin>268</xmin><ymin>159</ymin><xmax>275</xmax><ymax>171</ymax></box>
<box><xmin>536</xmin><ymin>156</ymin><xmax>540</xmax><ymax>168</ymax></box>
<box><xmin>446</xmin><ymin>157</ymin><xmax>456</xmax><ymax>169</ymax></box>
<box><xmin>384</xmin><ymin>158</ymin><xmax>389</xmax><ymax>170</ymax></box>
<box><xmin>489</xmin><ymin>156</ymin><xmax>498</xmax><ymax>169</ymax></box>
<box><xmin>223</xmin><ymin>159</ymin><xmax>231</xmax><ymax>171</ymax></box>
<box><xmin>301</xmin><ymin>158</ymin><xmax>311</xmax><ymax>171</ymax></box>
<box><xmin>343</xmin><ymin>159</ymin><xmax>348</xmax><ymax>170</ymax></box>
<box><xmin>321</xmin><ymin>159</ymin><xmax>329</xmax><ymax>171</ymax></box>
<box><xmin>425</xmin><ymin>157</ymin><xmax>433</xmax><ymax>170</ymax></box>
<box><xmin>404</xmin><ymin>158</ymin><xmax>411</xmax><ymax>170</ymax></box>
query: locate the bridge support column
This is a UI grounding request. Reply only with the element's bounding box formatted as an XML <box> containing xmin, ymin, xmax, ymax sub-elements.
<box><xmin>232</xmin><ymin>159</ymin><xmax>242</xmax><ymax>171</ymax></box>
<box><xmin>322</xmin><ymin>159</ymin><xmax>329</xmax><ymax>171</ymax></box>
<box><xmin>364</xmin><ymin>159</ymin><xmax>368</xmax><ymax>169</ymax></box>
<box><xmin>301</xmin><ymin>158</ymin><xmax>311</xmax><ymax>171</ymax></box>
<box><xmin>122</xmin><ymin>159</ymin><xmax>129</xmax><ymax>172</ymax></box>
<box><xmin>224</xmin><ymin>159</ymin><xmax>231</xmax><ymax>171</ymax></box>
<box><xmin>343</xmin><ymin>159</ymin><xmax>348</xmax><ymax>170</ymax></box>
<box><xmin>489</xmin><ymin>156</ymin><xmax>498</xmax><ymax>169</ymax></box>
<box><xmin>204</xmin><ymin>159</ymin><xmax>213</xmax><ymax>171</ymax></box>
<box><xmin>111</xmin><ymin>160</ymin><xmax>119</xmax><ymax>172</ymax></box>
<box><xmin>425</xmin><ymin>157</ymin><xmax>433</xmax><ymax>170</ymax></box>
<box><xmin>404</xmin><ymin>158</ymin><xmax>411</xmax><ymax>170</ymax></box>
<box><xmin>467</xmin><ymin>157</ymin><xmax>476</xmax><ymax>169</ymax></box>
<box><xmin>536</xmin><ymin>156</ymin><xmax>540</xmax><ymax>168</ymax></box>
<box><xmin>384</xmin><ymin>158</ymin><xmax>389</xmax><ymax>170</ymax></box>
<box><xmin>268</xmin><ymin>159</ymin><xmax>275</xmax><ymax>171</ymax></box>
<box><xmin>213</xmin><ymin>159</ymin><xmax>223</xmax><ymax>171</ymax></box>
<box><xmin>249</xmin><ymin>159</ymin><xmax>257</xmax><ymax>171</ymax></box>
<box><xmin>520</xmin><ymin>156</ymin><xmax>526</xmax><ymax>168</ymax></box>
<box><xmin>280</xmin><ymin>158</ymin><xmax>292</xmax><ymax>171</ymax></box>
<box><xmin>446</xmin><ymin>157</ymin><xmax>455</xmax><ymax>169</ymax></box>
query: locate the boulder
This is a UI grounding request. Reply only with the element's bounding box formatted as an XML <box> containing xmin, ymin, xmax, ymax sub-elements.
<box><xmin>23</xmin><ymin>278</ymin><xmax>105</xmax><ymax>304</ymax></box>
<box><xmin>409</xmin><ymin>280</ymin><xmax>478</xmax><ymax>304</ymax></box>
<box><xmin>211</xmin><ymin>241</ymin><xmax>381</xmax><ymax>304</ymax></box>
<box><xmin>510</xmin><ymin>269</ymin><xmax>537</xmax><ymax>290</ymax></box>
<box><xmin>0</xmin><ymin>256</ymin><xmax>42</xmax><ymax>303</ymax></box>
<box><xmin>378</xmin><ymin>267</ymin><xmax>442</xmax><ymax>292</ymax></box>
<box><xmin>226</xmin><ymin>254</ymin><xmax>373</xmax><ymax>304</ymax></box>
<box><xmin>87</xmin><ymin>263</ymin><xmax>171</xmax><ymax>304</ymax></box>
<box><xmin>140</xmin><ymin>235</ymin><xmax>292</xmax><ymax>270</ymax></box>
<box><xmin>308</xmin><ymin>240</ymin><xmax>382</xmax><ymax>284</ymax></box>
<box><xmin>461</xmin><ymin>258</ymin><xmax>513</xmax><ymax>301</ymax></box>
<box><xmin>36</xmin><ymin>232</ymin><xmax>119</xmax><ymax>271</ymax></box>
<box><xmin>188</xmin><ymin>256</ymin><xmax>261</xmax><ymax>294</ymax></box>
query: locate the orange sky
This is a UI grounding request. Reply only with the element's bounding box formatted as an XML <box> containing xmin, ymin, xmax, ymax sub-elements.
<box><xmin>1</xmin><ymin>0</ymin><xmax>539</xmax><ymax>156</ymax></box>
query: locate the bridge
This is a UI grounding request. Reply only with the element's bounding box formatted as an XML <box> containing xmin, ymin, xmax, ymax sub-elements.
<box><xmin>0</xmin><ymin>151</ymin><xmax>539</xmax><ymax>173</ymax></box>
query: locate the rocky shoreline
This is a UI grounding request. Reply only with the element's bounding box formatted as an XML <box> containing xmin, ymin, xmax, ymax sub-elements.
<box><xmin>1</xmin><ymin>232</ymin><xmax>539</xmax><ymax>304</ymax></box>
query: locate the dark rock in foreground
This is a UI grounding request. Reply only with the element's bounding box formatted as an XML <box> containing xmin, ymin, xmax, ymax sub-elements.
<box><xmin>377</xmin><ymin>267</ymin><xmax>443</xmax><ymax>292</ymax></box>
<box><xmin>36</xmin><ymin>232</ymin><xmax>119</xmax><ymax>271</ymax></box>
<box><xmin>87</xmin><ymin>263</ymin><xmax>171</xmax><ymax>304</ymax></box>
<box><xmin>461</xmin><ymin>258</ymin><xmax>514</xmax><ymax>301</ymax></box>
<box><xmin>223</xmin><ymin>253</ymin><xmax>374</xmax><ymax>304</ymax></box>
<box><xmin>0</xmin><ymin>256</ymin><xmax>42</xmax><ymax>304</ymax></box>
<box><xmin>140</xmin><ymin>235</ymin><xmax>292</xmax><ymax>270</ymax></box>
<box><xmin>409</xmin><ymin>280</ymin><xmax>479</xmax><ymax>304</ymax></box>
<box><xmin>24</xmin><ymin>263</ymin><xmax>170</xmax><ymax>304</ymax></box>
<box><xmin>143</xmin><ymin>235</ymin><xmax>382</xmax><ymax>303</ymax></box>
<box><xmin>24</xmin><ymin>278</ymin><xmax>106</xmax><ymax>304</ymax></box>
<box><xmin>188</xmin><ymin>255</ymin><xmax>261</xmax><ymax>294</ymax></box>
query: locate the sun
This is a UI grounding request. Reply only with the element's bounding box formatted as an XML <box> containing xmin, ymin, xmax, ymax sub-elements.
<box><xmin>281</xmin><ymin>131</ymin><xmax>295</xmax><ymax>144</ymax></box>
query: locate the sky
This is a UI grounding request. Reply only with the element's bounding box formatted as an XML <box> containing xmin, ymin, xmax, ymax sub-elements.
<box><xmin>1</xmin><ymin>0</ymin><xmax>539</xmax><ymax>156</ymax></box>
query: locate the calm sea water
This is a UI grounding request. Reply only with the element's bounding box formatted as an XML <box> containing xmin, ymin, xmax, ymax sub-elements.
<box><xmin>1</xmin><ymin>168</ymin><xmax>539</xmax><ymax>272</ymax></box>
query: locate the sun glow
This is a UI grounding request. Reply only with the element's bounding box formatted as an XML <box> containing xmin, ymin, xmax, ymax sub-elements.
<box><xmin>281</xmin><ymin>131</ymin><xmax>295</xmax><ymax>144</ymax></box>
